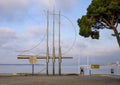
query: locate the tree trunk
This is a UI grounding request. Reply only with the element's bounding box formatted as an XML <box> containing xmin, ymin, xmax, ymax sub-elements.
<box><xmin>112</xmin><ymin>26</ymin><xmax>120</xmax><ymax>47</ymax></box>
<box><xmin>102</xmin><ymin>18</ymin><xmax>120</xmax><ymax>47</ymax></box>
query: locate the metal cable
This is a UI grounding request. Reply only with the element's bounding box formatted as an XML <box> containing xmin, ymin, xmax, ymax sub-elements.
<box><xmin>60</xmin><ymin>14</ymin><xmax>77</xmax><ymax>55</ymax></box>
<box><xmin>16</xmin><ymin>11</ymin><xmax>77</xmax><ymax>56</ymax></box>
<box><xmin>16</xmin><ymin>11</ymin><xmax>46</xmax><ymax>54</ymax></box>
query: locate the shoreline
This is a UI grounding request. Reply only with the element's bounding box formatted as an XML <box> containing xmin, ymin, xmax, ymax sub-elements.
<box><xmin>0</xmin><ymin>73</ymin><xmax>120</xmax><ymax>78</ymax></box>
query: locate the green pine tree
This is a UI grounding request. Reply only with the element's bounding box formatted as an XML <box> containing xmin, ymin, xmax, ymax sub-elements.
<box><xmin>77</xmin><ymin>0</ymin><xmax>120</xmax><ymax>47</ymax></box>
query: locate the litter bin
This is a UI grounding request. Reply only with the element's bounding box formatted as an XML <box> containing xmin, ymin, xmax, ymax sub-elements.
<box><xmin>80</xmin><ymin>67</ymin><xmax>84</xmax><ymax>75</ymax></box>
<box><xmin>111</xmin><ymin>68</ymin><xmax>114</xmax><ymax>74</ymax></box>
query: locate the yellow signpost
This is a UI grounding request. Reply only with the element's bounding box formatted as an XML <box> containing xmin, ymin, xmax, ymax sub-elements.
<box><xmin>29</xmin><ymin>57</ymin><xmax>37</xmax><ymax>75</ymax></box>
<box><xmin>91</xmin><ymin>64</ymin><xmax>100</xmax><ymax>69</ymax></box>
<box><xmin>29</xmin><ymin>57</ymin><xmax>37</xmax><ymax>64</ymax></box>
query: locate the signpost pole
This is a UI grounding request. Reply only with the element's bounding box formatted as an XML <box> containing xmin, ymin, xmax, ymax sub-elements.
<box><xmin>29</xmin><ymin>56</ymin><xmax>37</xmax><ymax>76</ymax></box>
<box><xmin>32</xmin><ymin>64</ymin><xmax>34</xmax><ymax>76</ymax></box>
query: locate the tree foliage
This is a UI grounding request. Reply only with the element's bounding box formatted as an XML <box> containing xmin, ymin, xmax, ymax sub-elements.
<box><xmin>77</xmin><ymin>0</ymin><xmax>120</xmax><ymax>47</ymax></box>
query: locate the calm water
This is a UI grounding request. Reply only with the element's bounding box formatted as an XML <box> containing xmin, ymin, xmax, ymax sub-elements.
<box><xmin>0</xmin><ymin>64</ymin><xmax>78</xmax><ymax>74</ymax></box>
<box><xmin>0</xmin><ymin>64</ymin><xmax>120</xmax><ymax>75</ymax></box>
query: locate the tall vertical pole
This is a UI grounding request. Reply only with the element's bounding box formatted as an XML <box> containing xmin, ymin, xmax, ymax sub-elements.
<box><xmin>46</xmin><ymin>10</ymin><xmax>49</xmax><ymax>75</ymax></box>
<box><xmin>78</xmin><ymin>52</ymin><xmax>80</xmax><ymax>75</ymax></box>
<box><xmin>58</xmin><ymin>10</ymin><xmax>62</xmax><ymax>75</ymax></box>
<box><xmin>78</xmin><ymin>44</ymin><xmax>80</xmax><ymax>75</ymax></box>
<box><xmin>52</xmin><ymin>9</ymin><xmax>55</xmax><ymax>75</ymax></box>
<box><xmin>87</xmin><ymin>56</ymin><xmax>89</xmax><ymax>75</ymax></box>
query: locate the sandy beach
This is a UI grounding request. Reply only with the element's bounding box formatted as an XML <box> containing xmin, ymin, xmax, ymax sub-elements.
<box><xmin>0</xmin><ymin>75</ymin><xmax>120</xmax><ymax>85</ymax></box>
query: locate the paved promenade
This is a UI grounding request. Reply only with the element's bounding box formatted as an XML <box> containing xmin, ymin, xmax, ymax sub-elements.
<box><xmin>0</xmin><ymin>75</ymin><xmax>120</xmax><ymax>85</ymax></box>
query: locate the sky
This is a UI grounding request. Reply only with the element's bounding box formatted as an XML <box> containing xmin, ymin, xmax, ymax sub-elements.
<box><xmin>0</xmin><ymin>0</ymin><xmax>120</xmax><ymax>65</ymax></box>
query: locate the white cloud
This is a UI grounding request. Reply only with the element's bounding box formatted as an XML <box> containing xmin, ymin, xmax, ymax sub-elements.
<box><xmin>0</xmin><ymin>26</ymin><xmax>46</xmax><ymax>64</ymax></box>
<box><xmin>0</xmin><ymin>26</ymin><xmax>45</xmax><ymax>51</ymax></box>
<box><xmin>0</xmin><ymin>0</ymin><xmax>29</xmax><ymax>10</ymax></box>
<box><xmin>33</xmin><ymin>0</ymin><xmax>78</xmax><ymax>11</ymax></box>
<box><xmin>0</xmin><ymin>27</ymin><xmax>18</xmax><ymax>63</ymax></box>
<box><xmin>57</xmin><ymin>0</ymin><xmax>78</xmax><ymax>11</ymax></box>
<box><xmin>0</xmin><ymin>0</ymin><xmax>29</xmax><ymax>22</ymax></box>
<box><xmin>19</xmin><ymin>26</ymin><xmax>46</xmax><ymax>40</ymax></box>
<box><xmin>0</xmin><ymin>27</ymin><xmax>16</xmax><ymax>44</ymax></box>
<box><xmin>34</xmin><ymin>0</ymin><xmax>55</xmax><ymax>9</ymax></box>
<box><xmin>0</xmin><ymin>0</ymin><xmax>79</xmax><ymax>22</ymax></box>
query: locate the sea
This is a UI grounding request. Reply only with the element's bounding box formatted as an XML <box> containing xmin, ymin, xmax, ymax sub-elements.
<box><xmin>0</xmin><ymin>64</ymin><xmax>120</xmax><ymax>75</ymax></box>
